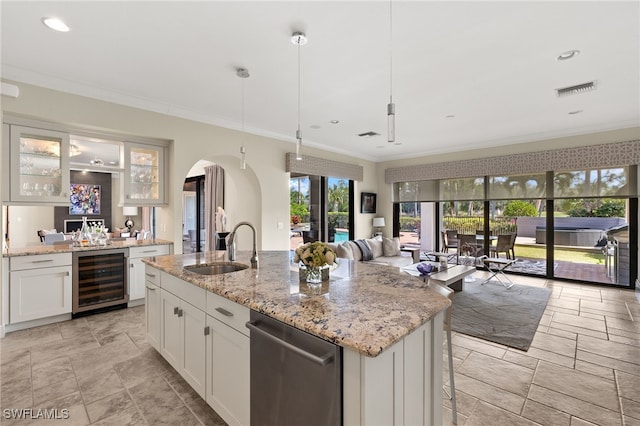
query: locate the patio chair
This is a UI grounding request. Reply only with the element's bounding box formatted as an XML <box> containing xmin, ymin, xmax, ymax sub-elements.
<box><xmin>302</xmin><ymin>230</ymin><xmax>318</xmax><ymax>243</ymax></box>
<box><xmin>43</xmin><ymin>233</ymin><xmax>65</xmax><ymax>245</ymax></box>
<box><xmin>509</xmin><ymin>233</ymin><xmax>517</xmax><ymax>259</ymax></box>
<box><xmin>490</xmin><ymin>233</ymin><xmax>513</xmax><ymax>259</ymax></box>
<box><xmin>442</xmin><ymin>229</ymin><xmax>458</xmax><ymax>253</ymax></box>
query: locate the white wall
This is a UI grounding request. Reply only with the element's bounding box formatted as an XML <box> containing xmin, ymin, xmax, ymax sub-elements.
<box><xmin>1</xmin><ymin>81</ymin><xmax>378</xmax><ymax>253</ymax></box>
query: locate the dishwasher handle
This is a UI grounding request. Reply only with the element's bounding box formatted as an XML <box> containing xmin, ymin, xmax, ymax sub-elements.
<box><xmin>246</xmin><ymin>321</ymin><xmax>334</xmax><ymax>367</ymax></box>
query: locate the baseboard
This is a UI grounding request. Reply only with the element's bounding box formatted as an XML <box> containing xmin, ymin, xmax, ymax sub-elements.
<box><xmin>3</xmin><ymin>314</ymin><xmax>72</xmax><ymax>334</ymax></box>
<box><xmin>0</xmin><ymin>324</ymin><xmax>5</xmax><ymax>339</ymax></box>
<box><xmin>128</xmin><ymin>298</ymin><xmax>145</xmax><ymax>308</ymax></box>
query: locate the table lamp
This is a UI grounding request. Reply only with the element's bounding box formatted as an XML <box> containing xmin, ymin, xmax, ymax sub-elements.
<box><xmin>373</xmin><ymin>217</ymin><xmax>385</xmax><ymax>236</ymax></box>
<box><xmin>123</xmin><ymin>206</ymin><xmax>138</xmax><ymax>232</ymax></box>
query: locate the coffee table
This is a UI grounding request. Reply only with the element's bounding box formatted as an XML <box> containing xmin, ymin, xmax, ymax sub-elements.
<box><xmin>404</xmin><ymin>263</ymin><xmax>476</xmax><ymax>292</ymax></box>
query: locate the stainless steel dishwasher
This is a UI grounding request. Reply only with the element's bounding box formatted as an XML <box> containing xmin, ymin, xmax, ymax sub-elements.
<box><xmin>246</xmin><ymin>311</ymin><xmax>342</xmax><ymax>426</ymax></box>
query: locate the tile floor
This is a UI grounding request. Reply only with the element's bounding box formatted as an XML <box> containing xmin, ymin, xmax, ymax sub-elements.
<box><xmin>0</xmin><ymin>273</ymin><xmax>638</xmax><ymax>425</ymax></box>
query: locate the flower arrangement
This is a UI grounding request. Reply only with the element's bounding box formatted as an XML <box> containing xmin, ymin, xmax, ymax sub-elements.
<box><xmin>294</xmin><ymin>241</ymin><xmax>337</xmax><ymax>269</ymax></box>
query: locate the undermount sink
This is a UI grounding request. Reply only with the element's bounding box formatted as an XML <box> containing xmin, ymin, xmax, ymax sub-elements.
<box><xmin>184</xmin><ymin>262</ymin><xmax>249</xmax><ymax>275</ymax></box>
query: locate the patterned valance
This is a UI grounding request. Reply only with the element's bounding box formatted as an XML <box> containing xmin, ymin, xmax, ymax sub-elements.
<box><xmin>286</xmin><ymin>153</ymin><xmax>363</xmax><ymax>181</ymax></box>
<box><xmin>385</xmin><ymin>140</ymin><xmax>640</xmax><ymax>183</ymax></box>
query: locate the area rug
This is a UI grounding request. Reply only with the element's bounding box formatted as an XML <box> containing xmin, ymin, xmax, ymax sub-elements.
<box><xmin>450</xmin><ymin>281</ymin><xmax>551</xmax><ymax>351</ymax></box>
<box><xmin>508</xmin><ymin>259</ymin><xmax>558</xmax><ymax>275</ymax></box>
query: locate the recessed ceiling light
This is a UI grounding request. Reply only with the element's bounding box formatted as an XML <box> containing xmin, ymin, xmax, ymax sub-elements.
<box><xmin>42</xmin><ymin>17</ymin><xmax>70</xmax><ymax>32</ymax></box>
<box><xmin>556</xmin><ymin>50</ymin><xmax>580</xmax><ymax>61</ymax></box>
<box><xmin>309</xmin><ymin>125</ymin><xmax>321</xmax><ymax>129</ymax></box>
<box><xmin>330</xmin><ymin>120</ymin><xmax>339</xmax><ymax>124</ymax></box>
<box><xmin>445</xmin><ymin>115</ymin><xmax>455</xmax><ymax>119</ymax></box>
<box><xmin>108</xmin><ymin>161</ymin><xmax>117</xmax><ymax>165</ymax></box>
<box><xmin>568</xmin><ymin>110</ymin><xmax>583</xmax><ymax>115</ymax></box>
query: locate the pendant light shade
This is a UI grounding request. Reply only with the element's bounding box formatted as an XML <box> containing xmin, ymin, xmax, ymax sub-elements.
<box><xmin>292</xmin><ymin>31</ymin><xmax>307</xmax><ymax>160</ymax></box>
<box><xmin>237</xmin><ymin>67</ymin><xmax>250</xmax><ymax>169</ymax></box>
<box><xmin>387</xmin><ymin>0</ymin><xmax>397</xmax><ymax>144</ymax></box>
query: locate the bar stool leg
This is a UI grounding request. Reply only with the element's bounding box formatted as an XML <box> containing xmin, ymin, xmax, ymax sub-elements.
<box><xmin>446</xmin><ymin>326</ymin><xmax>457</xmax><ymax>424</ymax></box>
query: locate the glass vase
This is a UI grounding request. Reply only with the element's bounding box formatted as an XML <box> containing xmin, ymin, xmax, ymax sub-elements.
<box><xmin>305</xmin><ymin>267</ymin><xmax>323</xmax><ymax>284</ymax></box>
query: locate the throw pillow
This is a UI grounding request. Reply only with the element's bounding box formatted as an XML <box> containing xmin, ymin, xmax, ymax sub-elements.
<box><xmin>346</xmin><ymin>241</ymin><xmax>363</xmax><ymax>261</ymax></box>
<box><xmin>336</xmin><ymin>242</ymin><xmax>354</xmax><ymax>259</ymax></box>
<box><xmin>382</xmin><ymin>237</ymin><xmax>401</xmax><ymax>256</ymax></box>
<box><xmin>353</xmin><ymin>239</ymin><xmax>373</xmax><ymax>261</ymax></box>
<box><xmin>365</xmin><ymin>238</ymin><xmax>383</xmax><ymax>258</ymax></box>
<box><xmin>42</xmin><ymin>228</ymin><xmax>57</xmax><ymax>235</ymax></box>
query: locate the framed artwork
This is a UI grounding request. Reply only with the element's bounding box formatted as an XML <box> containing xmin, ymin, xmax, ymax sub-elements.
<box><xmin>69</xmin><ymin>183</ymin><xmax>101</xmax><ymax>215</ymax></box>
<box><xmin>361</xmin><ymin>192</ymin><xmax>377</xmax><ymax>214</ymax></box>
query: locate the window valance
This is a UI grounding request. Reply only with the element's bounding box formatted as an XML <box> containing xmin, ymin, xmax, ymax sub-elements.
<box><xmin>285</xmin><ymin>153</ymin><xmax>363</xmax><ymax>181</ymax></box>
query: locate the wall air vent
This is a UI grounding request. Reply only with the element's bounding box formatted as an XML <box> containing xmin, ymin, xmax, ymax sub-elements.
<box><xmin>358</xmin><ymin>131</ymin><xmax>380</xmax><ymax>138</ymax></box>
<box><xmin>555</xmin><ymin>81</ymin><xmax>597</xmax><ymax>97</ymax></box>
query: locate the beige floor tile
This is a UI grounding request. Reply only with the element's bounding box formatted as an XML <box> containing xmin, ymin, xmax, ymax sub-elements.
<box><xmin>31</xmin><ymin>356</ymin><xmax>74</xmax><ymax>389</ymax></box>
<box><xmin>184</xmin><ymin>396</ymin><xmax>228</xmax><ymax>426</ymax></box>
<box><xmin>29</xmin><ymin>334</ymin><xmax>100</xmax><ymax>365</ymax></box>
<box><xmin>458</xmin><ymin>352</ymin><xmax>534</xmax><ymax>397</ymax></box>
<box><xmin>452</xmin><ymin>334</ymin><xmax>508</xmax><ymax>359</ymax></box>
<box><xmin>32</xmin><ymin>377</ymin><xmax>79</xmax><ymax>406</ymax></box>
<box><xmin>77</xmin><ymin>365</ymin><xmax>125</xmax><ymax>404</ymax></box>
<box><xmin>466</xmin><ymin>401</ymin><xmax>540</xmax><ymax>426</ymax></box>
<box><xmin>0</xmin><ymin>377</ymin><xmax>32</xmax><ymax>409</ymax></box>
<box><xmin>112</xmin><ymin>353</ymin><xmax>163</xmax><ymax>389</ymax></box>
<box><xmin>533</xmin><ymin>361</ymin><xmax>618</xmax><ymax>411</ymax></box>
<box><xmin>443</xmin><ymin>388</ymin><xmax>479</xmax><ymax>418</ymax></box>
<box><xmin>442</xmin><ymin>405</ymin><xmax>469</xmax><ymax>426</ymax></box>
<box><xmin>551</xmin><ymin>312</ymin><xmax>607</xmax><ymax>333</ymax></box>
<box><xmin>39</xmin><ymin>391</ymin><xmax>89</xmax><ymax>426</ymax></box>
<box><xmin>128</xmin><ymin>375</ymin><xmax>200</xmax><ymax>426</ymax></box>
<box><xmin>607</xmin><ymin>317</ymin><xmax>640</xmax><ymax>334</ymax></box>
<box><xmin>620</xmin><ymin>398</ymin><xmax>640</xmax><ymax>422</ymax></box>
<box><xmin>549</xmin><ymin>322</ymin><xmax>609</xmax><ymax>340</ymax></box>
<box><xmin>574</xmin><ymin>359</ymin><xmax>615</xmax><ymax>380</ymax></box>
<box><xmin>524</xmin><ymin>346</ymin><xmax>576</xmax><ymax>368</ymax></box>
<box><xmin>85</xmin><ymin>390</ymin><xmax>137</xmax><ymax>423</ymax></box>
<box><xmin>528</xmin><ymin>384</ymin><xmax>622</xmax><ymax>426</ymax></box>
<box><xmin>503</xmin><ymin>350</ymin><xmax>540</xmax><ymax>370</ymax></box>
<box><xmin>90</xmin><ymin>406</ymin><xmax>147</xmax><ymax>426</ymax></box>
<box><xmin>522</xmin><ymin>399</ymin><xmax>571</xmax><ymax>426</ymax></box>
<box><xmin>622</xmin><ymin>415</ymin><xmax>640</xmax><ymax>426</ymax></box>
<box><xmin>580</xmin><ymin>311</ymin><xmax>606</xmax><ymax>321</ymax></box>
<box><xmin>454</xmin><ymin>373</ymin><xmax>526</xmax><ymax>414</ymax></box>
<box><xmin>546</xmin><ymin>326</ymin><xmax>578</xmax><ymax>340</ymax></box>
<box><xmin>617</xmin><ymin>370</ymin><xmax>640</xmax><ymax>403</ymax></box>
<box><xmin>547</xmin><ymin>297</ymin><xmax>581</xmax><ymax>311</ymax></box>
<box><xmin>530</xmin><ymin>331</ymin><xmax>577</xmax><ymax>358</ymax></box>
<box><xmin>0</xmin><ymin>350</ymin><xmax>31</xmax><ymax>386</ymax></box>
<box><xmin>577</xmin><ymin>349</ymin><xmax>640</xmax><ymax>377</ymax></box>
<box><xmin>578</xmin><ymin>334</ymin><xmax>640</xmax><ymax>366</ymax></box>
<box><xmin>609</xmin><ymin>333</ymin><xmax>640</xmax><ymax>348</ymax></box>
<box><xmin>570</xmin><ymin>417</ymin><xmax>603</xmax><ymax>426</ymax></box>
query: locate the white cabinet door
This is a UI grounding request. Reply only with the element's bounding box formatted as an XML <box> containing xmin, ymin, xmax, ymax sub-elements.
<box><xmin>181</xmin><ymin>301</ymin><xmax>207</xmax><ymax>399</ymax></box>
<box><xmin>9</xmin><ymin>265</ymin><xmax>72</xmax><ymax>323</ymax></box>
<box><xmin>8</xmin><ymin>125</ymin><xmax>70</xmax><ymax>204</ymax></box>
<box><xmin>145</xmin><ymin>281</ymin><xmax>161</xmax><ymax>350</ymax></box>
<box><xmin>160</xmin><ymin>289</ymin><xmax>182</xmax><ymax>370</ymax></box>
<box><xmin>123</xmin><ymin>142</ymin><xmax>165</xmax><ymax>205</ymax></box>
<box><xmin>129</xmin><ymin>257</ymin><xmax>146</xmax><ymax>301</ymax></box>
<box><xmin>206</xmin><ymin>316</ymin><xmax>250</xmax><ymax>426</ymax></box>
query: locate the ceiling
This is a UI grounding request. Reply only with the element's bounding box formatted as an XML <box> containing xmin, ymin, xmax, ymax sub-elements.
<box><xmin>2</xmin><ymin>1</ymin><xmax>639</xmax><ymax>163</ymax></box>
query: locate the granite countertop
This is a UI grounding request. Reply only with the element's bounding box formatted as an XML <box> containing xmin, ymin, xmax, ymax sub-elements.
<box><xmin>143</xmin><ymin>250</ymin><xmax>450</xmax><ymax>357</ymax></box>
<box><xmin>3</xmin><ymin>239</ymin><xmax>173</xmax><ymax>257</ymax></box>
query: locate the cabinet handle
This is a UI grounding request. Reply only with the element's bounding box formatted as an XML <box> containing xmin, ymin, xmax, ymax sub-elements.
<box><xmin>204</xmin><ymin>326</ymin><xmax>210</xmax><ymax>336</ymax></box>
<box><xmin>215</xmin><ymin>307</ymin><xmax>234</xmax><ymax>317</ymax></box>
<box><xmin>65</xmin><ymin>271</ymin><xmax>70</xmax><ymax>276</ymax></box>
<box><xmin>145</xmin><ymin>285</ymin><xmax>156</xmax><ymax>291</ymax></box>
<box><xmin>31</xmin><ymin>259</ymin><xmax>54</xmax><ymax>264</ymax></box>
<box><xmin>174</xmin><ymin>307</ymin><xmax>179</xmax><ymax>315</ymax></box>
<box><xmin>177</xmin><ymin>309</ymin><xmax>183</xmax><ymax>317</ymax></box>
<box><xmin>130</xmin><ymin>263</ymin><xmax>135</xmax><ymax>268</ymax></box>
<box><xmin>145</xmin><ymin>273</ymin><xmax>156</xmax><ymax>278</ymax></box>
<box><xmin>141</xmin><ymin>250</ymin><xmax>156</xmax><ymax>253</ymax></box>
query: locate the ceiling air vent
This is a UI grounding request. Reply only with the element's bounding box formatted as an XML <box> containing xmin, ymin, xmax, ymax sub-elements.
<box><xmin>555</xmin><ymin>81</ymin><xmax>596</xmax><ymax>97</ymax></box>
<box><xmin>358</xmin><ymin>131</ymin><xmax>380</xmax><ymax>138</ymax></box>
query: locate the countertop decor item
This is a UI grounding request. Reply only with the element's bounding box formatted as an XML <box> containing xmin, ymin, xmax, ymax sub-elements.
<box><xmin>294</xmin><ymin>241</ymin><xmax>337</xmax><ymax>287</ymax></box>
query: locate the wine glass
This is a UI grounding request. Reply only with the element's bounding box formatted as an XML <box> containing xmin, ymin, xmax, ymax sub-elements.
<box><xmin>43</xmin><ymin>183</ymin><xmax>54</xmax><ymax>196</ymax></box>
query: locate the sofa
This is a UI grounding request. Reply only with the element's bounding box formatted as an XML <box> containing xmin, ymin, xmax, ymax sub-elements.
<box><xmin>329</xmin><ymin>236</ymin><xmax>417</xmax><ymax>268</ymax></box>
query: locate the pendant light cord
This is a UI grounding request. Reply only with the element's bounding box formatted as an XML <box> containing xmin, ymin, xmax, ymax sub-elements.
<box><xmin>389</xmin><ymin>0</ymin><xmax>393</xmax><ymax>104</ymax></box>
<box><xmin>297</xmin><ymin>37</ymin><xmax>301</xmax><ymax>136</ymax></box>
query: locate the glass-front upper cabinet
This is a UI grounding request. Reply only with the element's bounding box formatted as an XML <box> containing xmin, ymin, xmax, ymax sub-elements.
<box><xmin>9</xmin><ymin>125</ymin><xmax>70</xmax><ymax>204</ymax></box>
<box><xmin>123</xmin><ymin>142</ymin><xmax>165</xmax><ymax>205</ymax></box>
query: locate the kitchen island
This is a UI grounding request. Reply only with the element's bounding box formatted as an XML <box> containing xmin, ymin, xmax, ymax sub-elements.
<box><xmin>143</xmin><ymin>250</ymin><xmax>450</xmax><ymax>426</ymax></box>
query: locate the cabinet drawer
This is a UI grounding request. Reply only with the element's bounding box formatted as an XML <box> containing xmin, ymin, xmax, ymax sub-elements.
<box><xmin>130</xmin><ymin>245</ymin><xmax>170</xmax><ymax>258</ymax></box>
<box><xmin>161</xmin><ymin>272</ymin><xmax>206</xmax><ymax>311</ymax></box>
<box><xmin>10</xmin><ymin>253</ymin><xmax>72</xmax><ymax>271</ymax></box>
<box><xmin>206</xmin><ymin>292</ymin><xmax>250</xmax><ymax>336</ymax></box>
<box><xmin>144</xmin><ymin>266</ymin><xmax>161</xmax><ymax>286</ymax></box>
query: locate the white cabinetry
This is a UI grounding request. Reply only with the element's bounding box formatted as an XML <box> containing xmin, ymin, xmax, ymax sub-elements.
<box><xmin>9</xmin><ymin>253</ymin><xmax>72</xmax><ymax>323</ymax></box>
<box><xmin>205</xmin><ymin>293</ymin><xmax>250</xmax><ymax>426</ymax></box>
<box><xmin>7</xmin><ymin>125</ymin><xmax>70</xmax><ymax>204</ymax></box>
<box><xmin>144</xmin><ymin>267</ymin><xmax>161</xmax><ymax>350</ymax></box>
<box><xmin>160</xmin><ymin>273</ymin><xmax>207</xmax><ymax>398</ymax></box>
<box><xmin>128</xmin><ymin>245</ymin><xmax>171</xmax><ymax>302</ymax></box>
<box><xmin>123</xmin><ymin>142</ymin><xmax>166</xmax><ymax>205</ymax></box>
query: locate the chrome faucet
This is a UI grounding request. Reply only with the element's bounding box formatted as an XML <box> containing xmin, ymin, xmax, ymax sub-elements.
<box><xmin>227</xmin><ymin>221</ymin><xmax>258</xmax><ymax>268</ymax></box>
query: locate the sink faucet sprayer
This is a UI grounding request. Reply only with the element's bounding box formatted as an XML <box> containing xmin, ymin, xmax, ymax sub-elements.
<box><xmin>227</xmin><ymin>221</ymin><xmax>258</xmax><ymax>268</ymax></box>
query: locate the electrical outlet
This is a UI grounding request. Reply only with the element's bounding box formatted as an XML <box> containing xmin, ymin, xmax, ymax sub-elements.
<box><xmin>277</xmin><ymin>222</ymin><xmax>283</xmax><ymax>230</ymax></box>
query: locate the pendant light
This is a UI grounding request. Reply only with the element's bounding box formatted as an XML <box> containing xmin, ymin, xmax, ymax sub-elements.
<box><xmin>291</xmin><ymin>31</ymin><xmax>307</xmax><ymax>160</ymax></box>
<box><xmin>237</xmin><ymin>67</ymin><xmax>250</xmax><ymax>169</ymax></box>
<box><xmin>387</xmin><ymin>0</ymin><xmax>396</xmax><ymax>144</ymax></box>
